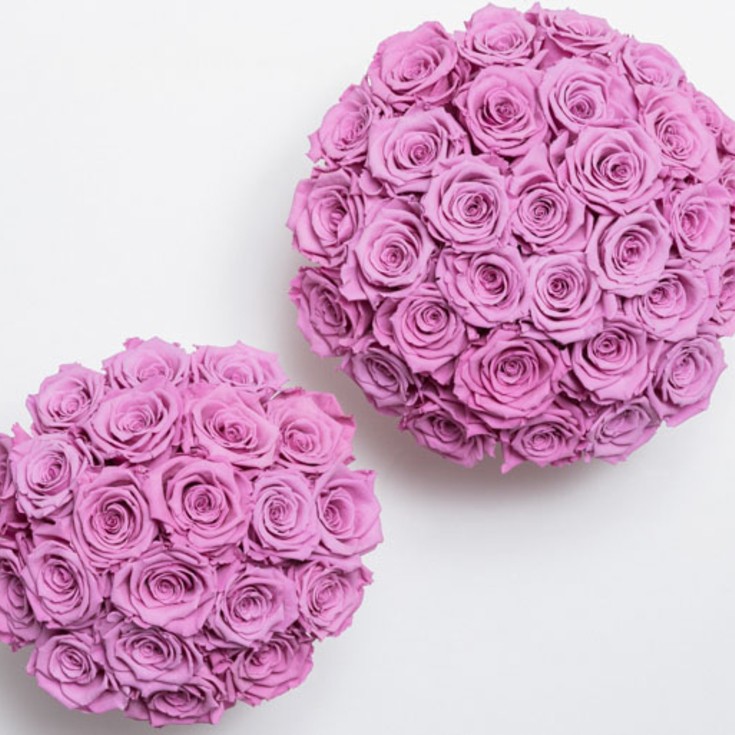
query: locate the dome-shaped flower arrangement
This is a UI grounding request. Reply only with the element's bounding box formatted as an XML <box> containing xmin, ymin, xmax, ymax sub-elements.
<box><xmin>289</xmin><ymin>2</ymin><xmax>734</xmax><ymax>471</ymax></box>
<box><xmin>0</xmin><ymin>339</ymin><xmax>381</xmax><ymax>725</ymax></box>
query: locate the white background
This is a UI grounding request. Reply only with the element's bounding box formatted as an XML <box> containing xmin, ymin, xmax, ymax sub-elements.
<box><xmin>1</xmin><ymin>1</ymin><xmax>734</xmax><ymax>733</ymax></box>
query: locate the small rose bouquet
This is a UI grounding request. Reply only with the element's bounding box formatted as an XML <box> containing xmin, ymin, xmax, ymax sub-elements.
<box><xmin>290</xmin><ymin>2</ymin><xmax>734</xmax><ymax>471</ymax></box>
<box><xmin>0</xmin><ymin>339</ymin><xmax>382</xmax><ymax>726</ymax></box>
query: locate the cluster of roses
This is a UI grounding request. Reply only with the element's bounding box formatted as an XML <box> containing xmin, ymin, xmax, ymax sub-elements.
<box><xmin>0</xmin><ymin>339</ymin><xmax>381</xmax><ymax>726</ymax></box>
<box><xmin>289</xmin><ymin>3</ymin><xmax>735</xmax><ymax>471</ymax></box>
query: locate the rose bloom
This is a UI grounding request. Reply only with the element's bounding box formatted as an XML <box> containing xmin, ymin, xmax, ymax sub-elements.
<box><xmin>621</xmin><ymin>39</ymin><xmax>685</xmax><ymax>88</ymax></box>
<box><xmin>288</xmin><ymin>169</ymin><xmax>365</xmax><ymax>267</ymax></box>
<box><xmin>649</xmin><ymin>334</ymin><xmax>726</xmax><ymax>426</ymax></box>
<box><xmin>104</xmin><ymin>337</ymin><xmax>190</xmax><ymax>388</ymax></box>
<box><xmin>453</xmin><ymin>326</ymin><xmax>566</xmax><ymax>429</ymax></box>
<box><xmin>27</xmin><ymin>364</ymin><xmax>105</xmax><ymax>433</ymax></box>
<box><xmin>0</xmin><ymin>544</ymin><xmax>40</xmax><ymax>650</ymax></box>
<box><xmin>533</xmin><ymin>6</ymin><xmax>622</xmax><ymax>58</ymax></box>
<box><xmin>367</xmin><ymin>22</ymin><xmax>465</xmax><ymax>111</ymax></box>
<box><xmin>290</xmin><ymin>267</ymin><xmax>372</xmax><ymax>358</ymax></box>
<box><xmin>367</xmin><ymin>108</ymin><xmax>470</xmax><ymax>195</ymax></box>
<box><xmin>708</xmin><ymin>255</ymin><xmax>735</xmax><ymax>337</ymax></box>
<box><xmin>0</xmin><ymin>435</ymin><xmax>11</xmax><ymax>502</ymax></box>
<box><xmin>587</xmin><ymin>398</ymin><xmax>660</xmax><ymax>463</ymax></box>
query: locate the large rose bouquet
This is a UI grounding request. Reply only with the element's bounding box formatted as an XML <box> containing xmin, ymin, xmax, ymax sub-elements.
<box><xmin>289</xmin><ymin>3</ymin><xmax>734</xmax><ymax>471</ymax></box>
<box><xmin>0</xmin><ymin>339</ymin><xmax>381</xmax><ymax>725</ymax></box>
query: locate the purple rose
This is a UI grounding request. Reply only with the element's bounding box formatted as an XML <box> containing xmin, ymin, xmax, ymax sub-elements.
<box><xmin>147</xmin><ymin>456</ymin><xmax>252</xmax><ymax>558</ymax></box>
<box><xmin>192</xmin><ymin>343</ymin><xmax>287</xmax><ymax>395</ymax></box>
<box><xmin>649</xmin><ymin>335</ymin><xmax>726</xmax><ymax>426</ymax></box>
<box><xmin>102</xmin><ymin>616</ymin><xmax>204</xmax><ymax>698</ymax></box>
<box><xmin>422</xmin><ymin>156</ymin><xmax>511</xmax><ymax>250</ymax></box>
<box><xmin>457</xmin><ymin>65</ymin><xmax>547</xmax><ymax>156</ymax></box>
<box><xmin>11</xmin><ymin>434</ymin><xmax>85</xmax><ymax>519</ymax></box>
<box><xmin>86</xmin><ymin>381</ymin><xmax>181</xmax><ymax>463</ymax></box>
<box><xmin>586</xmin><ymin>208</ymin><xmax>672</xmax><ymax>299</ymax></box>
<box><xmin>268</xmin><ymin>390</ymin><xmax>355</xmax><ymax>474</ymax></box>
<box><xmin>669</xmin><ymin>183</ymin><xmax>731</xmax><ymax>268</ymax></box>
<box><xmin>709</xmin><ymin>255</ymin><xmax>735</xmax><ymax>336</ymax></box>
<box><xmin>290</xmin><ymin>267</ymin><xmax>372</xmax><ymax>358</ymax></box>
<box><xmin>27</xmin><ymin>364</ymin><xmax>105</xmax><ymax>433</ymax></box>
<box><xmin>534</xmin><ymin>6</ymin><xmax>622</xmax><ymax>58</ymax></box>
<box><xmin>528</xmin><ymin>253</ymin><xmax>607</xmax><ymax>344</ymax></box>
<box><xmin>367</xmin><ymin>22</ymin><xmax>465</xmax><ymax>111</ymax></box>
<box><xmin>72</xmin><ymin>467</ymin><xmax>156</xmax><ymax>571</ymax></box>
<box><xmin>341</xmin><ymin>342</ymin><xmax>420</xmax><ymax>415</ymax></box>
<box><xmin>0</xmin><ymin>545</ymin><xmax>40</xmax><ymax>650</ymax></box>
<box><xmin>559</xmin><ymin>123</ymin><xmax>663</xmax><ymax>214</ymax></box>
<box><xmin>340</xmin><ymin>200</ymin><xmax>435</xmax><ymax>303</ymax></box>
<box><xmin>22</xmin><ymin>540</ymin><xmax>103</xmax><ymax>629</ymax></box>
<box><xmin>457</xmin><ymin>5</ymin><xmax>538</xmax><ymax>67</ymax></box>
<box><xmin>249</xmin><ymin>470</ymin><xmax>319</xmax><ymax>561</ymax></box>
<box><xmin>376</xmin><ymin>285</ymin><xmax>468</xmax><ymax>382</ymax></box>
<box><xmin>621</xmin><ymin>39</ymin><xmax>685</xmax><ymax>88</ymax></box>
<box><xmin>501</xmin><ymin>402</ymin><xmax>587</xmax><ymax>472</ymax></box>
<box><xmin>571</xmin><ymin>320</ymin><xmax>654</xmax><ymax>402</ymax></box>
<box><xmin>624</xmin><ymin>262</ymin><xmax>718</xmax><ymax>340</ymax></box>
<box><xmin>188</xmin><ymin>384</ymin><xmax>278</xmax><ymax>469</ymax></box>
<box><xmin>308</xmin><ymin>85</ymin><xmax>377</xmax><ymax>167</ymax></box>
<box><xmin>28</xmin><ymin>630</ymin><xmax>125</xmax><ymax>714</ymax></box>
<box><xmin>111</xmin><ymin>545</ymin><xmax>217</xmax><ymax>636</ymax></box>
<box><xmin>103</xmin><ymin>337</ymin><xmax>190</xmax><ymax>388</ymax></box>
<box><xmin>288</xmin><ymin>170</ymin><xmax>364</xmax><ymax>267</ymax></box>
<box><xmin>436</xmin><ymin>247</ymin><xmax>531</xmax><ymax>328</ymax></box>
<box><xmin>587</xmin><ymin>398</ymin><xmax>660</xmax><ymax>463</ymax></box>
<box><xmin>315</xmin><ymin>467</ymin><xmax>382</xmax><ymax>557</ymax></box>
<box><xmin>453</xmin><ymin>326</ymin><xmax>566</xmax><ymax>429</ymax></box>
<box><xmin>209</xmin><ymin>563</ymin><xmax>298</xmax><ymax>647</ymax></box>
<box><xmin>294</xmin><ymin>560</ymin><xmax>372</xmax><ymax>640</ymax></box>
<box><xmin>367</xmin><ymin>108</ymin><xmax>469</xmax><ymax>194</ymax></box>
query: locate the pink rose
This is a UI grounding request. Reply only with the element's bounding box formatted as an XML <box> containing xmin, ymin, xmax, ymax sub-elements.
<box><xmin>210</xmin><ymin>564</ymin><xmax>298</xmax><ymax>646</ymax></box>
<box><xmin>103</xmin><ymin>337</ymin><xmax>190</xmax><ymax>388</ymax></box>
<box><xmin>422</xmin><ymin>156</ymin><xmax>511</xmax><ymax>249</ymax></box>
<box><xmin>11</xmin><ymin>434</ymin><xmax>85</xmax><ymax>519</ymax></box>
<box><xmin>453</xmin><ymin>326</ymin><xmax>566</xmax><ymax>429</ymax></box>
<box><xmin>457</xmin><ymin>65</ymin><xmax>547</xmax><ymax>156</ymax></box>
<box><xmin>586</xmin><ymin>208</ymin><xmax>671</xmax><ymax>297</ymax></box>
<box><xmin>28</xmin><ymin>630</ymin><xmax>125</xmax><ymax>714</ymax></box>
<box><xmin>340</xmin><ymin>200</ymin><xmax>436</xmax><ymax>303</ymax></box>
<box><xmin>436</xmin><ymin>247</ymin><xmax>531</xmax><ymax>328</ymax></box>
<box><xmin>341</xmin><ymin>342</ymin><xmax>420</xmax><ymax>415</ymax></box>
<box><xmin>375</xmin><ymin>285</ymin><xmax>468</xmax><ymax>382</ymax></box>
<box><xmin>315</xmin><ymin>467</ymin><xmax>382</xmax><ymax>557</ymax></box>
<box><xmin>709</xmin><ymin>255</ymin><xmax>735</xmax><ymax>336</ymax></box>
<box><xmin>621</xmin><ymin>39</ymin><xmax>685</xmax><ymax>88</ymax></box>
<box><xmin>71</xmin><ymin>467</ymin><xmax>156</xmax><ymax>571</ymax></box>
<box><xmin>690</xmin><ymin>89</ymin><xmax>725</xmax><ymax>138</ymax></box>
<box><xmin>147</xmin><ymin>456</ymin><xmax>252</xmax><ymax>559</ymax></box>
<box><xmin>249</xmin><ymin>470</ymin><xmax>319</xmax><ymax>561</ymax></box>
<box><xmin>457</xmin><ymin>5</ymin><xmax>538</xmax><ymax>67</ymax></box>
<box><xmin>290</xmin><ymin>267</ymin><xmax>372</xmax><ymax>358</ymax></box>
<box><xmin>559</xmin><ymin>123</ymin><xmax>663</xmax><ymax>214</ymax></box>
<box><xmin>192</xmin><ymin>343</ymin><xmax>287</xmax><ymax>395</ymax></box>
<box><xmin>528</xmin><ymin>253</ymin><xmax>607</xmax><ymax>344</ymax></box>
<box><xmin>308</xmin><ymin>85</ymin><xmax>377</xmax><ymax>167</ymax></box>
<box><xmin>624</xmin><ymin>262</ymin><xmax>718</xmax><ymax>340</ymax></box>
<box><xmin>0</xmin><ymin>545</ymin><xmax>40</xmax><ymax>650</ymax></box>
<box><xmin>0</xmin><ymin>435</ymin><xmax>11</xmax><ymax>501</ymax></box>
<box><xmin>367</xmin><ymin>22</ymin><xmax>465</xmax><ymax>111</ymax></box>
<box><xmin>268</xmin><ymin>390</ymin><xmax>355</xmax><ymax>473</ymax></box>
<box><xmin>367</xmin><ymin>108</ymin><xmax>469</xmax><ymax>194</ymax></box>
<box><xmin>288</xmin><ymin>170</ymin><xmax>364</xmax><ymax>267</ymax></box>
<box><xmin>102</xmin><ymin>616</ymin><xmax>204</xmax><ymax>698</ymax></box>
<box><xmin>501</xmin><ymin>402</ymin><xmax>587</xmax><ymax>472</ymax></box>
<box><xmin>533</xmin><ymin>6</ymin><xmax>622</xmax><ymax>58</ymax></box>
<box><xmin>86</xmin><ymin>381</ymin><xmax>181</xmax><ymax>463</ymax></box>
<box><xmin>587</xmin><ymin>398</ymin><xmax>660</xmax><ymax>463</ymax></box>
<box><xmin>188</xmin><ymin>384</ymin><xmax>278</xmax><ymax>469</ymax></box>
<box><xmin>22</xmin><ymin>540</ymin><xmax>103</xmax><ymax>629</ymax></box>
<box><xmin>111</xmin><ymin>545</ymin><xmax>217</xmax><ymax>636</ymax></box>
<box><xmin>27</xmin><ymin>364</ymin><xmax>105</xmax><ymax>433</ymax></box>
<box><xmin>649</xmin><ymin>335</ymin><xmax>726</xmax><ymax>426</ymax></box>
<box><xmin>669</xmin><ymin>183</ymin><xmax>731</xmax><ymax>268</ymax></box>
<box><xmin>571</xmin><ymin>320</ymin><xmax>654</xmax><ymax>402</ymax></box>
<box><xmin>294</xmin><ymin>559</ymin><xmax>372</xmax><ymax>640</ymax></box>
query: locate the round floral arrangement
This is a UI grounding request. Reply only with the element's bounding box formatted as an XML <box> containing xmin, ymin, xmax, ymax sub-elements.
<box><xmin>289</xmin><ymin>3</ymin><xmax>735</xmax><ymax>472</ymax></box>
<box><xmin>0</xmin><ymin>339</ymin><xmax>381</xmax><ymax>726</ymax></box>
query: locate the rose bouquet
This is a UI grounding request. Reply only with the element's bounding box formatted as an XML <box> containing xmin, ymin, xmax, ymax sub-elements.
<box><xmin>289</xmin><ymin>3</ymin><xmax>734</xmax><ymax>472</ymax></box>
<box><xmin>0</xmin><ymin>339</ymin><xmax>382</xmax><ymax>726</ymax></box>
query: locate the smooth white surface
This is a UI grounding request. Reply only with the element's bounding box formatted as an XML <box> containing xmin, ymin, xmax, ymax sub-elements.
<box><xmin>1</xmin><ymin>1</ymin><xmax>734</xmax><ymax>733</ymax></box>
